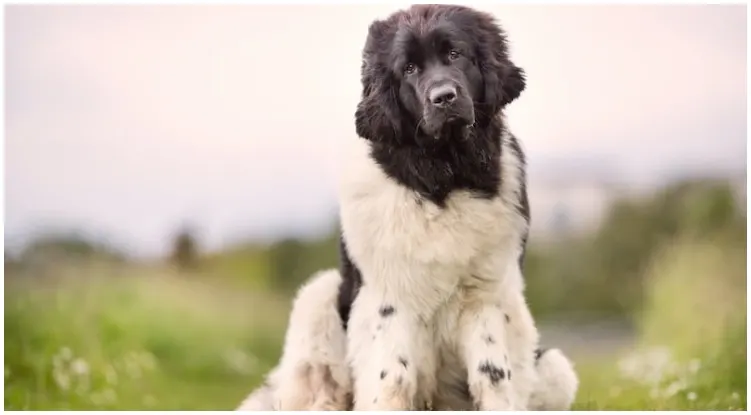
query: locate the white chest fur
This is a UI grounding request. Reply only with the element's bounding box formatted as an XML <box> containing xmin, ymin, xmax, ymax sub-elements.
<box><xmin>338</xmin><ymin>132</ymin><xmax>528</xmax><ymax>293</ymax></box>
<box><xmin>337</xmin><ymin>131</ymin><xmax>538</xmax><ymax>410</ymax></box>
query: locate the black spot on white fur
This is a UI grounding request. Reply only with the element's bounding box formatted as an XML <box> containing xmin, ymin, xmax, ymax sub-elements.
<box><xmin>478</xmin><ymin>361</ymin><xmax>506</xmax><ymax>385</ymax></box>
<box><xmin>336</xmin><ymin>4</ymin><xmax>531</xmax><ymax>331</ymax></box>
<box><xmin>398</xmin><ymin>357</ymin><xmax>408</xmax><ymax>368</ymax></box>
<box><xmin>535</xmin><ymin>347</ymin><xmax>548</xmax><ymax>364</ymax></box>
<box><xmin>379</xmin><ymin>305</ymin><xmax>395</xmax><ymax>317</ymax></box>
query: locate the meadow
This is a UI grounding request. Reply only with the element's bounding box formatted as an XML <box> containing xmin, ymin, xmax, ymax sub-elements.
<box><xmin>4</xmin><ymin>180</ymin><xmax>746</xmax><ymax>410</ymax></box>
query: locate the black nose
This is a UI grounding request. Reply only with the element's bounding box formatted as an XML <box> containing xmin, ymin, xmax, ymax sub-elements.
<box><xmin>429</xmin><ymin>85</ymin><xmax>457</xmax><ymax>107</ymax></box>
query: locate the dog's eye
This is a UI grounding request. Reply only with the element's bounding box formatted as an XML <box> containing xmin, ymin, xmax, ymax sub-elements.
<box><xmin>448</xmin><ymin>49</ymin><xmax>461</xmax><ymax>60</ymax></box>
<box><xmin>404</xmin><ymin>63</ymin><xmax>417</xmax><ymax>75</ymax></box>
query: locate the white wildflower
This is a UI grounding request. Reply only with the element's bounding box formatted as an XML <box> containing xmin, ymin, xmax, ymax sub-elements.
<box><xmin>687</xmin><ymin>391</ymin><xmax>697</xmax><ymax>401</ymax></box>
<box><xmin>618</xmin><ymin>346</ymin><xmax>675</xmax><ymax>386</ymax></box>
<box><xmin>53</xmin><ymin>371</ymin><xmax>71</xmax><ymax>391</ymax></box>
<box><xmin>731</xmin><ymin>392</ymin><xmax>740</xmax><ymax>400</ymax></box>
<box><xmin>663</xmin><ymin>380</ymin><xmax>686</xmax><ymax>398</ymax></box>
<box><xmin>71</xmin><ymin>358</ymin><xmax>90</xmax><ymax>376</ymax></box>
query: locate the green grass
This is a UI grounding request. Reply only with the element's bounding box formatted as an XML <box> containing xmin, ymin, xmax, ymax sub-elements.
<box><xmin>573</xmin><ymin>234</ymin><xmax>746</xmax><ymax>410</ymax></box>
<box><xmin>4</xmin><ymin>264</ymin><xmax>291</xmax><ymax>410</ymax></box>
<box><xmin>4</xmin><ymin>232</ymin><xmax>747</xmax><ymax>410</ymax></box>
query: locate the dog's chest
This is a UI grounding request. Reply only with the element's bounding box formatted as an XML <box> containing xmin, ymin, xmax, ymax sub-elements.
<box><xmin>340</xmin><ymin>161</ymin><xmax>516</xmax><ymax>269</ymax></box>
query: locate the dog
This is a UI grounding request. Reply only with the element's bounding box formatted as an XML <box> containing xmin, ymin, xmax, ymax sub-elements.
<box><xmin>237</xmin><ymin>4</ymin><xmax>579</xmax><ymax>411</ymax></box>
<box><xmin>236</xmin><ymin>270</ymin><xmax>577</xmax><ymax>411</ymax></box>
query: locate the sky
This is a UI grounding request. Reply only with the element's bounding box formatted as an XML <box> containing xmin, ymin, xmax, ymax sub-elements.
<box><xmin>5</xmin><ymin>4</ymin><xmax>747</xmax><ymax>257</ymax></box>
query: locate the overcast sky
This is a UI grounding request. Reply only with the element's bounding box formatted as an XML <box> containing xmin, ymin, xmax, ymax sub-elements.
<box><xmin>5</xmin><ymin>4</ymin><xmax>747</xmax><ymax>257</ymax></box>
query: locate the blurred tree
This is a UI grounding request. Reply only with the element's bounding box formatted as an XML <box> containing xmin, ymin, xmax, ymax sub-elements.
<box><xmin>19</xmin><ymin>232</ymin><xmax>125</xmax><ymax>269</ymax></box>
<box><xmin>171</xmin><ymin>226</ymin><xmax>200</xmax><ymax>271</ymax></box>
<box><xmin>524</xmin><ymin>178</ymin><xmax>745</xmax><ymax>320</ymax></box>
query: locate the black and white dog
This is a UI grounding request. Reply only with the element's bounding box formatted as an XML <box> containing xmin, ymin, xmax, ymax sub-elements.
<box><xmin>238</xmin><ymin>4</ymin><xmax>578</xmax><ymax>411</ymax></box>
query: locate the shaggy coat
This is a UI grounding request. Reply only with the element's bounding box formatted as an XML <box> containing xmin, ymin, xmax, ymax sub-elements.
<box><xmin>237</xmin><ymin>5</ymin><xmax>578</xmax><ymax>411</ymax></box>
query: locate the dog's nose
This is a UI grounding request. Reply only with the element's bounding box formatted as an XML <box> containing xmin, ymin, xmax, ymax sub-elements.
<box><xmin>429</xmin><ymin>85</ymin><xmax>457</xmax><ymax>107</ymax></box>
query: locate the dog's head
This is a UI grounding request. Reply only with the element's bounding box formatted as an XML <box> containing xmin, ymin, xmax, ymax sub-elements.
<box><xmin>355</xmin><ymin>5</ymin><xmax>525</xmax><ymax>144</ymax></box>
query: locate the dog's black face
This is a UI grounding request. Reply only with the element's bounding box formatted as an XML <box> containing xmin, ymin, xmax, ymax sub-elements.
<box><xmin>355</xmin><ymin>5</ymin><xmax>526</xmax><ymax>145</ymax></box>
<box><xmin>393</xmin><ymin>24</ymin><xmax>483</xmax><ymax>138</ymax></box>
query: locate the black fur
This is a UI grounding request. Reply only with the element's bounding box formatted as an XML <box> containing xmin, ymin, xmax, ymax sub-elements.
<box><xmin>338</xmin><ymin>4</ymin><xmax>529</xmax><ymax>328</ymax></box>
<box><xmin>336</xmin><ymin>237</ymin><xmax>362</xmax><ymax>330</ymax></box>
<box><xmin>478</xmin><ymin>361</ymin><xmax>506</xmax><ymax>385</ymax></box>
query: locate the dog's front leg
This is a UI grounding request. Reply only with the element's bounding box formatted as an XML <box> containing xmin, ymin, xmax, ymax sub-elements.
<box><xmin>348</xmin><ymin>285</ymin><xmax>437</xmax><ymax>411</ymax></box>
<box><xmin>459</xmin><ymin>297</ymin><xmax>517</xmax><ymax>411</ymax></box>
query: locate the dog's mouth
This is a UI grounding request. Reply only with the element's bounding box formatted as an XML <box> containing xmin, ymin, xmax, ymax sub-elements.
<box><xmin>436</xmin><ymin>118</ymin><xmax>473</xmax><ymax>140</ymax></box>
<box><xmin>424</xmin><ymin>112</ymin><xmax>475</xmax><ymax>140</ymax></box>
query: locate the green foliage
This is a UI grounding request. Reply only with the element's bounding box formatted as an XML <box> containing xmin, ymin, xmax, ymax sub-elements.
<box><xmin>525</xmin><ymin>179</ymin><xmax>744</xmax><ymax>319</ymax></box>
<box><xmin>573</xmin><ymin>231</ymin><xmax>746</xmax><ymax>410</ymax></box>
<box><xmin>18</xmin><ymin>232</ymin><xmax>125</xmax><ymax>265</ymax></box>
<box><xmin>4</xmin><ymin>267</ymin><xmax>289</xmax><ymax>410</ymax></box>
<box><xmin>5</xmin><ymin>178</ymin><xmax>745</xmax><ymax>410</ymax></box>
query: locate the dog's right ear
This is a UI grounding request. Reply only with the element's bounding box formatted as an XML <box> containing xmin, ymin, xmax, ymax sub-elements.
<box><xmin>354</xmin><ymin>20</ymin><xmax>402</xmax><ymax>143</ymax></box>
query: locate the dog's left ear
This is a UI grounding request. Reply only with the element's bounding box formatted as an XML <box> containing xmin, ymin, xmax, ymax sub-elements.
<box><xmin>475</xmin><ymin>12</ymin><xmax>526</xmax><ymax>115</ymax></box>
<box><xmin>500</xmin><ymin>64</ymin><xmax>526</xmax><ymax>107</ymax></box>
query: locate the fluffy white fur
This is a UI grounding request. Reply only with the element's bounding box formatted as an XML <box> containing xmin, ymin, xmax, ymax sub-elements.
<box><xmin>339</xmin><ymin>124</ymin><xmax>539</xmax><ymax>410</ymax></box>
<box><xmin>236</xmin><ymin>268</ymin><xmax>578</xmax><ymax>411</ymax></box>
<box><xmin>237</xmin><ymin>123</ymin><xmax>578</xmax><ymax>410</ymax></box>
<box><xmin>237</xmin><ymin>269</ymin><xmax>351</xmax><ymax>411</ymax></box>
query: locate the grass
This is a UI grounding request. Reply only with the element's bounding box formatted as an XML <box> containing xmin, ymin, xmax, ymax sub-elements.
<box><xmin>572</xmin><ymin>233</ymin><xmax>746</xmax><ymax>410</ymax></box>
<box><xmin>4</xmin><ymin>263</ymin><xmax>290</xmax><ymax>410</ymax></box>
<box><xmin>4</xmin><ymin>232</ymin><xmax>747</xmax><ymax>410</ymax></box>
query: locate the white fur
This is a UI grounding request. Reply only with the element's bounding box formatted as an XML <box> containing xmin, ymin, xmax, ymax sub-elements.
<box><xmin>236</xmin><ymin>268</ymin><xmax>579</xmax><ymax>411</ymax></box>
<box><xmin>529</xmin><ymin>348</ymin><xmax>580</xmax><ymax>411</ymax></box>
<box><xmin>334</xmin><ymin>123</ymin><xmax>574</xmax><ymax>410</ymax></box>
<box><xmin>237</xmin><ymin>119</ymin><xmax>580</xmax><ymax>411</ymax></box>
<box><xmin>236</xmin><ymin>269</ymin><xmax>351</xmax><ymax>411</ymax></box>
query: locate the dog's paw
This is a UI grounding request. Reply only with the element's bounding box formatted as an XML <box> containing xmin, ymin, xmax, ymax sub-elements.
<box><xmin>359</xmin><ymin>361</ymin><xmax>418</xmax><ymax>410</ymax></box>
<box><xmin>529</xmin><ymin>348</ymin><xmax>579</xmax><ymax>410</ymax></box>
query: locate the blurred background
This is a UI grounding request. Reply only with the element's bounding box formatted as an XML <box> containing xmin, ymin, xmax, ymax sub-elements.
<box><xmin>4</xmin><ymin>3</ymin><xmax>746</xmax><ymax>411</ymax></box>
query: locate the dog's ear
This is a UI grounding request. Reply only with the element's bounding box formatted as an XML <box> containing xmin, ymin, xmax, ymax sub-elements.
<box><xmin>354</xmin><ymin>20</ymin><xmax>402</xmax><ymax>143</ymax></box>
<box><xmin>499</xmin><ymin>64</ymin><xmax>526</xmax><ymax>107</ymax></box>
<box><xmin>475</xmin><ymin>13</ymin><xmax>526</xmax><ymax>116</ymax></box>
